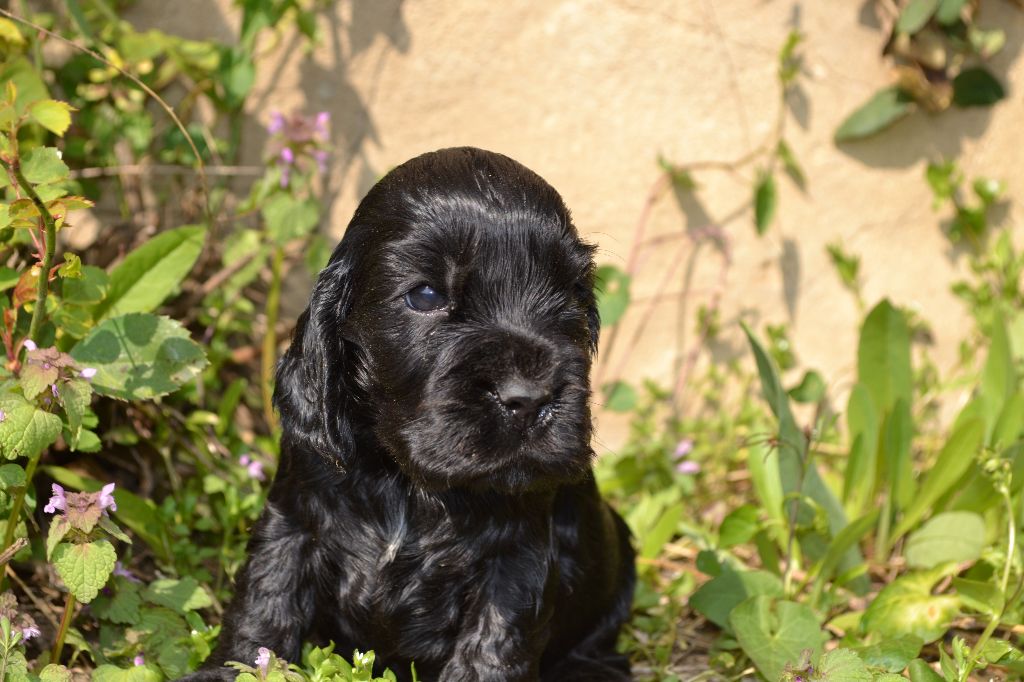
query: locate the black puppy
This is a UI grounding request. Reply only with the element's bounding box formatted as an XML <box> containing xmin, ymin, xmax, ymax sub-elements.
<box><xmin>186</xmin><ymin>147</ymin><xmax>635</xmax><ymax>681</ymax></box>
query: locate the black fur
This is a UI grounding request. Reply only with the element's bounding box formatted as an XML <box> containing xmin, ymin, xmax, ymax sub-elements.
<box><xmin>182</xmin><ymin>148</ymin><xmax>635</xmax><ymax>681</ymax></box>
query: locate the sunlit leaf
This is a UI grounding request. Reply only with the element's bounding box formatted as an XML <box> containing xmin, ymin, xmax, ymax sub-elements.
<box><xmin>835</xmin><ymin>88</ymin><xmax>914</xmax><ymax>142</ymax></box>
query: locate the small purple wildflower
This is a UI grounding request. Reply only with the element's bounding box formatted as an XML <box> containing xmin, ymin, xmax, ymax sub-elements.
<box><xmin>99</xmin><ymin>482</ymin><xmax>117</xmax><ymax>513</ymax></box>
<box><xmin>21</xmin><ymin>625</ymin><xmax>40</xmax><ymax>641</ymax></box>
<box><xmin>23</xmin><ymin>339</ymin><xmax>36</xmax><ymax>352</ymax></box>
<box><xmin>267</xmin><ymin>111</ymin><xmax>285</xmax><ymax>134</ymax></box>
<box><xmin>133</xmin><ymin>654</ymin><xmax>145</xmax><ymax>666</ymax></box>
<box><xmin>255</xmin><ymin>647</ymin><xmax>271</xmax><ymax>675</ymax></box>
<box><xmin>80</xmin><ymin>367</ymin><xmax>97</xmax><ymax>379</ymax></box>
<box><xmin>315</xmin><ymin>111</ymin><xmax>330</xmax><ymax>136</ymax></box>
<box><xmin>43</xmin><ymin>484</ymin><xmax>66</xmax><ymax>514</ymax></box>
<box><xmin>674</xmin><ymin>438</ymin><xmax>694</xmax><ymax>457</ymax></box>
<box><xmin>676</xmin><ymin>460</ymin><xmax>701</xmax><ymax>475</ymax></box>
<box><xmin>114</xmin><ymin>561</ymin><xmax>142</xmax><ymax>583</ymax></box>
<box><xmin>0</xmin><ymin>409</ymin><xmax>5</xmax><ymax>423</ymax></box>
<box><xmin>50</xmin><ymin>384</ymin><xmax>59</xmax><ymax>398</ymax></box>
<box><xmin>280</xmin><ymin>147</ymin><xmax>295</xmax><ymax>165</ymax></box>
<box><xmin>239</xmin><ymin>455</ymin><xmax>266</xmax><ymax>481</ymax></box>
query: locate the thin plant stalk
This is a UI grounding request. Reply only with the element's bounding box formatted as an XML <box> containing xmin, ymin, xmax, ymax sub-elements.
<box><xmin>51</xmin><ymin>593</ymin><xmax>76</xmax><ymax>663</ymax></box>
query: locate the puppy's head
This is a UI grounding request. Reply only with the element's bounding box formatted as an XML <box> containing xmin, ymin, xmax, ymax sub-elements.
<box><xmin>276</xmin><ymin>147</ymin><xmax>600</xmax><ymax>492</ymax></box>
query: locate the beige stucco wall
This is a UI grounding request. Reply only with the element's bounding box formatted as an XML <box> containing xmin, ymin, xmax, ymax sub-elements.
<box><xmin>130</xmin><ymin>0</ymin><xmax>1024</xmax><ymax>451</ymax></box>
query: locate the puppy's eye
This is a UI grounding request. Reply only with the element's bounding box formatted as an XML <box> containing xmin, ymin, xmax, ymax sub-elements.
<box><xmin>405</xmin><ymin>284</ymin><xmax>449</xmax><ymax>312</ymax></box>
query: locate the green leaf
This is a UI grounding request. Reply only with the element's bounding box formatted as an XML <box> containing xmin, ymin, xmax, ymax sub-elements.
<box><xmin>908</xmin><ymin>659</ymin><xmax>945</xmax><ymax>682</ymax></box>
<box><xmin>952</xmin><ymin>577</ymin><xmax>1004</xmax><ymax>616</ymax></box>
<box><xmin>811</xmin><ymin>509</ymin><xmax>878</xmax><ymax>586</ymax></box>
<box><xmin>897</xmin><ymin>0</ymin><xmax>940</xmax><ymax>34</ymax></box>
<box><xmin>38</xmin><ymin>664</ymin><xmax>72</xmax><ymax>682</ymax></box>
<box><xmin>28</xmin><ymin>99</ymin><xmax>75</xmax><ymax>137</ymax></box>
<box><xmin>730</xmin><ymin>597</ymin><xmax>824</xmax><ymax>681</ymax></box>
<box><xmin>0</xmin><ymin>390</ymin><xmax>63</xmax><ymax>459</ymax></box>
<box><xmin>862</xmin><ymin>568</ymin><xmax>960</xmax><ymax>643</ymax></box>
<box><xmin>62</xmin><ymin>265</ymin><xmax>109</xmax><ymax>306</ymax></box>
<box><xmin>0</xmin><ymin>463</ymin><xmax>26</xmax><ymax>490</ymax></box>
<box><xmin>57</xmin><ymin>379</ymin><xmax>92</xmax><ymax>449</ymax></box>
<box><xmin>594</xmin><ymin>265</ymin><xmax>630</xmax><ymax>327</ymax></box>
<box><xmin>21</xmin><ymin>147</ymin><xmax>70</xmax><ymax>185</ymax></box>
<box><xmin>952</xmin><ymin>68</ymin><xmax>1006</xmax><ymax>107</ymax></box>
<box><xmin>719</xmin><ymin>504</ymin><xmax>760</xmax><ymax>548</ymax></box>
<box><xmin>905</xmin><ymin>511</ymin><xmax>986</xmax><ymax>569</ymax></box>
<box><xmin>936</xmin><ymin>0</ymin><xmax>969</xmax><ymax>24</ymax></box>
<box><xmin>689</xmin><ymin>567</ymin><xmax>783</xmax><ymax>629</ymax></box>
<box><xmin>90</xmin><ymin>578</ymin><xmax>142</xmax><ymax>624</ymax></box>
<box><xmin>94</xmin><ymin>225</ymin><xmax>206</xmax><ymax>321</ymax></box>
<box><xmin>0</xmin><ymin>266</ymin><xmax>18</xmax><ymax>291</ymax></box>
<box><xmin>892</xmin><ymin>418</ymin><xmax>985</xmax><ymax>540</ymax></box>
<box><xmin>844</xmin><ymin>384</ymin><xmax>878</xmax><ymax>512</ymax></box>
<box><xmin>602</xmin><ymin>381</ymin><xmax>637</xmax><ymax>412</ymax></box>
<box><xmin>853</xmin><ymin>635</ymin><xmax>924</xmax><ymax>673</ymax></box>
<box><xmin>262</xmin><ymin>193</ymin><xmax>320</xmax><ymax>245</ymax></box>
<box><xmin>981</xmin><ymin>309</ymin><xmax>1014</xmax><ymax>417</ymax></box>
<box><xmin>835</xmin><ymin>88</ymin><xmax>914</xmax><ymax>142</ymax></box>
<box><xmin>776</xmin><ymin>140</ymin><xmax>805</xmax><ymax>191</ymax></box>
<box><xmin>788</xmin><ymin>370</ymin><xmax>825</xmax><ymax>404</ymax></box>
<box><xmin>92</xmin><ymin>664</ymin><xmax>162</xmax><ymax>682</ymax></box>
<box><xmin>70</xmin><ymin>313</ymin><xmax>208</xmax><ymax>401</ymax></box>
<box><xmin>754</xmin><ymin>171</ymin><xmax>776</xmax><ymax>236</ymax></box>
<box><xmin>858</xmin><ymin>300</ymin><xmax>912</xmax><ymax>414</ymax></box>
<box><xmin>817</xmin><ymin>648</ymin><xmax>872</xmax><ymax>681</ymax></box>
<box><xmin>52</xmin><ymin>539</ymin><xmax>117</xmax><ymax>603</ymax></box>
<box><xmin>142</xmin><ymin>577</ymin><xmax>213</xmax><ymax>614</ymax></box>
<box><xmin>46</xmin><ymin>516</ymin><xmax>70</xmax><ymax>561</ymax></box>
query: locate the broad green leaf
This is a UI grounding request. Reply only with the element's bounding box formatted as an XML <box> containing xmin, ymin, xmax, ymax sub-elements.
<box><xmin>38</xmin><ymin>664</ymin><xmax>72</xmax><ymax>682</ymax></box>
<box><xmin>844</xmin><ymin>384</ymin><xmax>878</xmax><ymax>512</ymax></box>
<box><xmin>862</xmin><ymin>568</ymin><xmax>960</xmax><ymax>643</ymax></box>
<box><xmin>892</xmin><ymin>418</ymin><xmax>985</xmax><ymax>540</ymax></box>
<box><xmin>936</xmin><ymin>0</ymin><xmax>968</xmax><ymax>24</ymax></box>
<box><xmin>28</xmin><ymin>99</ymin><xmax>75</xmax><ymax>137</ymax></box>
<box><xmin>747</xmin><ymin>441</ymin><xmax>786</xmax><ymax>545</ymax></box>
<box><xmin>91</xmin><ymin>579</ymin><xmax>142</xmax><ymax>624</ymax></box>
<box><xmin>897</xmin><ymin>0</ymin><xmax>940</xmax><ymax>34</ymax></box>
<box><xmin>70</xmin><ymin>313</ymin><xmax>208</xmax><ymax>401</ymax></box>
<box><xmin>45</xmin><ymin>466</ymin><xmax>171</xmax><ymax>563</ymax></box>
<box><xmin>853</xmin><ymin>635</ymin><xmax>924</xmax><ymax>673</ymax></box>
<box><xmin>262</xmin><ymin>193</ymin><xmax>319</xmax><ymax>245</ymax></box>
<box><xmin>92</xmin><ymin>665</ymin><xmax>162</xmax><ymax>682</ymax></box>
<box><xmin>981</xmin><ymin>309</ymin><xmax>1014</xmax><ymax>415</ymax></box>
<box><xmin>594</xmin><ymin>265</ymin><xmax>630</xmax><ymax>327</ymax></box>
<box><xmin>57</xmin><ymin>379</ymin><xmax>92</xmax><ymax>449</ymax></box>
<box><xmin>858</xmin><ymin>300</ymin><xmax>912</xmax><ymax>414</ymax></box>
<box><xmin>754</xmin><ymin>171</ymin><xmax>776</xmax><ymax>236</ymax></box>
<box><xmin>835</xmin><ymin>88</ymin><xmax>914</xmax><ymax>142</ymax></box>
<box><xmin>817</xmin><ymin>648</ymin><xmax>872</xmax><ymax>681</ymax></box>
<box><xmin>62</xmin><ymin>265</ymin><xmax>109</xmax><ymax>305</ymax></box>
<box><xmin>881</xmin><ymin>398</ymin><xmax>914</xmax><ymax>509</ymax></box>
<box><xmin>52</xmin><ymin>539</ymin><xmax>117</xmax><ymax>603</ymax></box>
<box><xmin>905</xmin><ymin>511</ymin><xmax>985</xmax><ymax>569</ymax></box>
<box><xmin>908</xmin><ymin>659</ymin><xmax>945</xmax><ymax>682</ymax></box>
<box><xmin>0</xmin><ymin>463</ymin><xmax>26</xmax><ymax>490</ymax></box>
<box><xmin>730</xmin><ymin>597</ymin><xmax>824</xmax><ymax>681</ymax></box>
<box><xmin>689</xmin><ymin>567</ymin><xmax>783</xmax><ymax>629</ymax></box>
<box><xmin>94</xmin><ymin>225</ymin><xmax>206</xmax><ymax>320</ymax></box>
<box><xmin>992</xmin><ymin>392</ymin><xmax>1024</xmax><ymax>449</ymax></box>
<box><xmin>811</xmin><ymin>509</ymin><xmax>878</xmax><ymax>586</ymax></box>
<box><xmin>952</xmin><ymin>68</ymin><xmax>1006</xmax><ymax>107</ymax></box>
<box><xmin>21</xmin><ymin>147</ymin><xmax>70</xmax><ymax>185</ymax></box>
<box><xmin>602</xmin><ymin>381</ymin><xmax>637</xmax><ymax>412</ymax></box>
<box><xmin>0</xmin><ymin>58</ymin><xmax>47</xmax><ymax>115</ymax></box>
<box><xmin>143</xmin><ymin>577</ymin><xmax>214</xmax><ymax>614</ymax></box>
<box><xmin>719</xmin><ymin>504</ymin><xmax>760</xmax><ymax>548</ymax></box>
<box><xmin>788</xmin><ymin>370</ymin><xmax>825</xmax><ymax>404</ymax></box>
<box><xmin>0</xmin><ymin>391</ymin><xmax>63</xmax><ymax>459</ymax></box>
<box><xmin>0</xmin><ymin>266</ymin><xmax>18</xmax><ymax>290</ymax></box>
<box><xmin>952</xmin><ymin>577</ymin><xmax>1004</xmax><ymax>616</ymax></box>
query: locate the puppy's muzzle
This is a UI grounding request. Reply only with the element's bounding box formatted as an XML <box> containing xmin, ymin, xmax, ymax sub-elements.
<box><xmin>494</xmin><ymin>376</ymin><xmax>554</xmax><ymax>429</ymax></box>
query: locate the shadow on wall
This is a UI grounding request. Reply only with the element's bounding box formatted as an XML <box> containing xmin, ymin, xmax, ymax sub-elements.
<box><xmin>842</xmin><ymin>0</ymin><xmax>1024</xmax><ymax>169</ymax></box>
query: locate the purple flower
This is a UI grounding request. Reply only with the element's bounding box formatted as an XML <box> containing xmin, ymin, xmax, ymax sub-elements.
<box><xmin>267</xmin><ymin>112</ymin><xmax>285</xmax><ymax>134</ymax></box>
<box><xmin>280</xmin><ymin>147</ymin><xmax>295</xmax><ymax>165</ymax></box>
<box><xmin>239</xmin><ymin>455</ymin><xmax>266</xmax><ymax>481</ymax></box>
<box><xmin>44</xmin><ymin>484</ymin><xmax>66</xmax><ymax>514</ymax></box>
<box><xmin>99</xmin><ymin>482</ymin><xmax>117</xmax><ymax>512</ymax></box>
<box><xmin>674</xmin><ymin>438</ymin><xmax>694</xmax><ymax>457</ymax></box>
<box><xmin>255</xmin><ymin>647</ymin><xmax>271</xmax><ymax>675</ymax></box>
<box><xmin>114</xmin><ymin>561</ymin><xmax>142</xmax><ymax>583</ymax></box>
<box><xmin>313</xmin><ymin>149</ymin><xmax>329</xmax><ymax>174</ymax></box>
<box><xmin>50</xmin><ymin>384</ymin><xmax>59</xmax><ymax>398</ymax></box>
<box><xmin>80</xmin><ymin>367</ymin><xmax>97</xmax><ymax>379</ymax></box>
<box><xmin>0</xmin><ymin>410</ymin><xmax>5</xmax><ymax>423</ymax></box>
<box><xmin>315</xmin><ymin>111</ymin><xmax>330</xmax><ymax>136</ymax></box>
<box><xmin>21</xmin><ymin>625</ymin><xmax>40</xmax><ymax>641</ymax></box>
<box><xmin>23</xmin><ymin>339</ymin><xmax>36</xmax><ymax>352</ymax></box>
<box><xmin>133</xmin><ymin>654</ymin><xmax>145</xmax><ymax>666</ymax></box>
<box><xmin>676</xmin><ymin>460</ymin><xmax>701</xmax><ymax>475</ymax></box>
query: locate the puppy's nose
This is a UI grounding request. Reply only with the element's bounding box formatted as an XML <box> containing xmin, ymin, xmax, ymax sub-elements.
<box><xmin>496</xmin><ymin>378</ymin><xmax>552</xmax><ymax>427</ymax></box>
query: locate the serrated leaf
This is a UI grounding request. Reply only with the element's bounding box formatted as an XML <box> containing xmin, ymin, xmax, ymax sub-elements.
<box><xmin>0</xmin><ymin>391</ymin><xmax>63</xmax><ymax>459</ymax></box>
<box><xmin>730</xmin><ymin>597</ymin><xmax>824</xmax><ymax>681</ymax></box>
<box><xmin>92</xmin><ymin>664</ymin><xmax>163</xmax><ymax>682</ymax></box>
<box><xmin>594</xmin><ymin>265</ymin><xmax>630</xmax><ymax>327</ymax></box>
<box><xmin>953</xmin><ymin>68</ymin><xmax>1005</xmax><ymax>107</ymax></box>
<box><xmin>21</xmin><ymin>147</ymin><xmax>69</xmax><ymax>185</ymax></box>
<box><xmin>52</xmin><ymin>539</ymin><xmax>117</xmax><ymax>603</ymax></box>
<box><xmin>0</xmin><ymin>463</ymin><xmax>26</xmax><ymax>490</ymax></box>
<box><xmin>905</xmin><ymin>511</ymin><xmax>985</xmax><ymax>568</ymax></box>
<box><xmin>70</xmin><ymin>313</ymin><xmax>208</xmax><ymax>401</ymax></box>
<box><xmin>38</xmin><ymin>664</ymin><xmax>72</xmax><ymax>682</ymax></box>
<box><xmin>897</xmin><ymin>0</ymin><xmax>940</xmax><ymax>34</ymax></box>
<box><xmin>261</xmin><ymin>193</ymin><xmax>319</xmax><ymax>245</ymax></box>
<box><xmin>754</xmin><ymin>171</ymin><xmax>776</xmax><ymax>236</ymax></box>
<box><xmin>94</xmin><ymin>225</ymin><xmax>206</xmax><ymax>321</ymax></box>
<box><xmin>817</xmin><ymin>648</ymin><xmax>872</xmax><ymax>681</ymax></box>
<box><xmin>853</xmin><ymin>635</ymin><xmax>924</xmax><ymax>673</ymax></box>
<box><xmin>835</xmin><ymin>88</ymin><xmax>915</xmax><ymax>142</ymax></box>
<box><xmin>142</xmin><ymin>576</ymin><xmax>213</xmax><ymax>613</ymax></box>
<box><xmin>28</xmin><ymin>99</ymin><xmax>75</xmax><ymax>137</ymax></box>
<box><xmin>20</xmin><ymin>360</ymin><xmax>58</xmax><ymax>400</ymax></box>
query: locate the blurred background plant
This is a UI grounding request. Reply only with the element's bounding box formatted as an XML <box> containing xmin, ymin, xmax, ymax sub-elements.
<box><xmin>0</xmin><ymin>0</ymin><xmax>1021</xmax><ymax>680</ymax></box>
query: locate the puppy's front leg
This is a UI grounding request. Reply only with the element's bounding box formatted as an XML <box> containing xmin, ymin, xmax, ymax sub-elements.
<box><xmin>180</xmin><ymin>502</ymin><xmax>318</xmax><ymax>681</ymax></box>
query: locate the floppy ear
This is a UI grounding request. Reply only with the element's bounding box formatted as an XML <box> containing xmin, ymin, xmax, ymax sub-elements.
<box><xmin>580</xmin><ymin>247</ymin><xmax>601</xmax><ymax>354</ymax></box>
<box><xmin>274</xmin><ymin>251</ymin><xmax>358</xmax><ymax>463</ymax></box>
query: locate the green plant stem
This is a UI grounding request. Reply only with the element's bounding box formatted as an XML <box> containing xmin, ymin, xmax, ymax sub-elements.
<box><xmin>877</xmin><ymin>493</ymin><xmax>893</xmax><ymax>559</ymax></box>
<box><xmin>1</xmin><ymin>456</ymin><xmax>39</xmax><ymax>556</ymax></box>
<box><xmin>0</xmin><ymin>159</ymin><xmax>57</xmax><ymax>343</ymax></box>
<box><xmin>261</xmin><ymin>245</ymin><xmax>285</xmax><ymax>430</ymax></box>
<box><xmin>51</xmin><ymin>592</ymin><xmax>76</xmax><ymax>663</ymax></box>
<box><xmin>999</xmin><ymin>487</ymin><xmax>1016</xmax><ymax>594</ymax></box>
